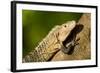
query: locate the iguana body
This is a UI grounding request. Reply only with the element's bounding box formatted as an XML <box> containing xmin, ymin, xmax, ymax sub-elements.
<box><xmin>23</xmin><ymin>21</ymin><xmax>76</xmax><ymax>62</ymax></box>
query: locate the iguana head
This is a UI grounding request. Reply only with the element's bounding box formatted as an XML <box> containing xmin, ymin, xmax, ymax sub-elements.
<box><xmin>58</xmin><ymin>20</ymin><xmax>76</xmax><ymax>42</ymax></box>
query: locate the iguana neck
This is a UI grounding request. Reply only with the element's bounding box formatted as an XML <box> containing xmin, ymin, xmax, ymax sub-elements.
<box><xmin>23</xmin><ymin>30</ymin><xmax>60</xmax><ymax>62</ymax></box>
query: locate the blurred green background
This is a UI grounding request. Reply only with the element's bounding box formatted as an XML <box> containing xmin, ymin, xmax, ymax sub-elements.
<box><xmin>22</xmin><ymin>10</ymin><xmax>83</xmax><ymax>57</ymax></box>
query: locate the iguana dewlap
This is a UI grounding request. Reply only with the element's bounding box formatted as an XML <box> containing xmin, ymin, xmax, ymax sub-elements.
<box><xmin>23</xmin><ymin>20</ymin><xmax>76</xmax><ymax>62</ymax></box>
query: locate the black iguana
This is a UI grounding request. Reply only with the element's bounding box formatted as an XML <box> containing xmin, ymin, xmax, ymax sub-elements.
<box><xmin>23</xmin><ymin>20</ymin><xmax>77</xmax><ymax>62</ymax></box>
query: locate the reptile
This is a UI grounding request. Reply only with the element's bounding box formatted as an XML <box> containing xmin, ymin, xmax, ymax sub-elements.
<box><xmin>23</xmin><ymin>20</ymin><xmax>77</xmax><ymax>62</ymax></box>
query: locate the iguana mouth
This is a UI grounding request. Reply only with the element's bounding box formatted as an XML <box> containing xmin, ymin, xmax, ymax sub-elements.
<box><xmin>60</xmin><ymin>26</ymin><xmax>76</xmax><ymax>54</ymax></box>
<box><xmin>63</xmin><ymin>24</ymin><xmax>83</xmax><ymax>45</ymax></box>
<box><xmin>63</xmin><ymin>24</ymin><xmax>76</xmax><ymax>45</ymax></box>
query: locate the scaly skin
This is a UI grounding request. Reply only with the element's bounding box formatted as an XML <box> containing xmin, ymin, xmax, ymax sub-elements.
<box><xmin>23</xmin><ymin>20</ymin><xmax>76</xmax><ymax>62</ymax></box>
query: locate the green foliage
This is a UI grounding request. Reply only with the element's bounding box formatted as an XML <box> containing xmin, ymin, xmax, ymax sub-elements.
<box><xmin>22</xmin><ymin>10</ymin><xmax>82</xmax><ymax>57</ymax></box>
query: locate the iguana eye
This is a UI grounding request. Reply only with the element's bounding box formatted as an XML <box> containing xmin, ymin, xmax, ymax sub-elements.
<box><xmin>64</xmin><ymin>25</ymin><xmax>66</xmax><ymax>27</ymax></box>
